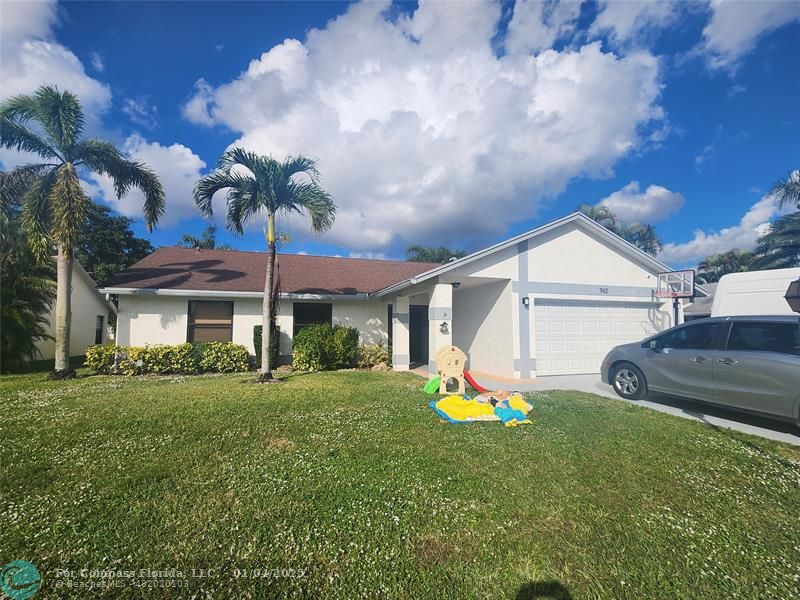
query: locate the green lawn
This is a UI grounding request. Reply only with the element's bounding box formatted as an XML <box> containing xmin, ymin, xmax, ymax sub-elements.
<box><xmin>1</xmin><ymin>370</ymin><xmax>799</xmax><ymax>599</ymax></box>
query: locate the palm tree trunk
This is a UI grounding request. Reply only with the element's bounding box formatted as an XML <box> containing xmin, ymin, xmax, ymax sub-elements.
<box><xmin>53</xmin><ymin>245</ymin><xmax>75</xmax><ymax>377</ymax></box>
<box><xmin>259</xmin><ymin>214</ymin><xmax>277</xmax><ymax>381</ymax></box>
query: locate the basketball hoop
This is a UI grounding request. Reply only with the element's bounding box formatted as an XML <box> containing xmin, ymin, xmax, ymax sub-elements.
<box><xmin>656</xmin><ymin>270</ymin><xmax>696</xmax><ymax>325</ymax></box>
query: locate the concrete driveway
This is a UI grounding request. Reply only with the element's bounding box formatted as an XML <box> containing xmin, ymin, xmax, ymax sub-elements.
<box><xmin>470</xmin><ymin>372</ymin><xmax>800</xmax><ymax>447</ymax></box>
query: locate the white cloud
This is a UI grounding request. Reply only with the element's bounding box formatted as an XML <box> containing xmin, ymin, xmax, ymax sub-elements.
<box><xmin>0</xmin><ymin>1</ymin><xmax>111</xmax><ymax>124</ymax></box>
<box><xmin>701</xmin><ymin>0</ymin><xmax>800</xmax><ymax>70</ymax></box>
<box><xmin>598</xmin><ymin>181</ymin><xmax>684</xmax><ymax>223</ymax></box>
<box><xmin>90</xmin><ymin>50</ymin><xmax>104</xmax><ymax>72</ymax></box>
<box><xmin>122</xmin><ymin>96</ymin><xmax>158</xmax><ymax>129</ymax></box>
<box><xmin>659</xmin><ymin>195</ymin><xmax>790</xmax><ymax>265</ymax></box>
<box><xmin>183</xmin><ymin>0</ymin><xmax>664</xmax><ymax>252</ymax></box>
<box><xmin>590</xmin><ymin>0</ymin><xmax>681</xmax><ymax>46</ymax></box>
<box><xmin>694</xmin><ymin>144</ymin><xmax>716</xmax><ymax>172</ymax></box>
<box><xmin>506</xmin><ymin>0</ymin><xmax>582</xmax><ymax>55</ymax></box>
<box><xmin>86</xmin><ymin>134</ymin><xmax>206</xmax><ymax>227</ymax></box>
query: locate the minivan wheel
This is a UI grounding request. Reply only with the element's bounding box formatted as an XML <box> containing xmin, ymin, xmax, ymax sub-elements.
<box><xmin>611</xmin><ymin>363</ymin><xmax>647</xmax><ymax>400</ymax></box>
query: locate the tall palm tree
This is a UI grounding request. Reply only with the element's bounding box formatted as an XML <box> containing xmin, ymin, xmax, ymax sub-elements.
<box><xmin>619</xmin><ymin>222</ymin><xmax>663</xmax><ymax>257</ymax></box>
<box><xmin>770</xmin><ymin>170</ymin><xmax>800</xmax><ymax>209</ymax></box>
<box><xmin>751</xmin><ymin>211</ymin><xmax>800</xmax><ymax>270</ymax></box>
<box><xmin>0</xmin><ymin>85</ymin><xmax>165</xmax><ymax>378</ymax></box>
<box><xmin>194</xmin><ymin>148</ymin><xmax>335</xmax><ymax>381</ymax></box>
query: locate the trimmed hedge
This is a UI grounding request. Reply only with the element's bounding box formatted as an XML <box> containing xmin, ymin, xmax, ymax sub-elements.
<box><xmin>357</xmin><ymin>343</ymin><xmax>391</xmax><ymax>369</ymax></box>
<box><xmin>85</xmin><ymin>342</ymin><xmax>250</xmax><ymax>375</ymax></box>
<box><xmin>252</xmin><ymin>325</ymin><xmax>280</xmax><ymax>369</ymax></box>
<box><xmin>292</xmin><ymin>324</ymin><xmax>359</xmax><ymax>372</ymax></box>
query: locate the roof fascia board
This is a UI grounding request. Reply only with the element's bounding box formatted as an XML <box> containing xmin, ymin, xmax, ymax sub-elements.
<box><xmin>373</xmin><ymin>212</ymin><xmax>676</xmax><ymax>297</ymax></box>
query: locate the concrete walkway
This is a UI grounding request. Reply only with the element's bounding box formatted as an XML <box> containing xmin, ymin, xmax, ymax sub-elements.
<box><xmin>469</xmin><ymin>372</ymin><xmax>800</xmax><ymax>447</ymax></box>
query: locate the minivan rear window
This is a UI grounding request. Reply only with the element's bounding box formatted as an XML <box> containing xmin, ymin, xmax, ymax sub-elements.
<box><xmin>726</xmin><ymin>322</ymin><xmax>800</xmax><ymax>356</ymax></box>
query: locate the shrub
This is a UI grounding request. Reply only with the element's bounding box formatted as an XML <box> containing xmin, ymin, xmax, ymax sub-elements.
<box><xmin>85</xmin><ymin>342</ymin><xmax>250</xmax><ymax>375</ymax></box>
<box><xmin>252</xmin><ymin>325</ymin><xmax>280</xmax><ymax>369</ymax></box>
<box><xmin>292</xmin><ymin>324</ymin><xmax>360</xmax><ymax>371</ymax></box>
<box><xmin>198</xmin><ymin>341</ymin><xmax>250</xmax><ymax>373</ymax></box>
<box><xmin>85</xmin><ymin>345</ymin><xmax>118</xmax><ymax>374</ymax></box>
<box><xmin>357</xmin><ymin>343</ymin><xmax>391</xmax><ymax>369</ymax></box>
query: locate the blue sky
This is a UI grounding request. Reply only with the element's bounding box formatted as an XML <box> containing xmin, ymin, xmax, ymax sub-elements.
<box><xmin>1</xmin><ymin>0</ymin><xmax>798</xmax><ymax>266</ymax></box>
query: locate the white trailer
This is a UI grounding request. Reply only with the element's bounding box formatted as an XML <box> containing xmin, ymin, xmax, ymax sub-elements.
<box><xmin>711</xmin><ymin>268</ymin><xmax>800</xmax><ymax>317</ymax></box>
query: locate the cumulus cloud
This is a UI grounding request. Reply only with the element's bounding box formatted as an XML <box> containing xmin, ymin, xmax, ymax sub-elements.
<box><xmin>86</xmin><ymin>134</ymin><xmax>206</xmax><ymax>226</ymax></box>
<box><xmin>590</xmin><ymin>0</ymin><xmax>682</xmax><ymax>46</ymax></box>
<box><xmin>183</xmin><ymin>0</ymin><xmax>664</xmax><ymax>252</ymax></box>
<box><xmin>701</xmin><ymin>0</ymin><xmax>800</xmax><ymax>70</ymax></box>
<box><xmin>506</xmin><ymin>0</ymin><xmax>582</xmax><ymax>55</ymax></box>
<box><xmin>598</xmin><ymin>181</ymin><xmax>684</xmax><ymax>224</ymax></box>
<box><xmin>659</xmin><ymin>195</ymin><xmax>790</xmax><ymax>265</ymax></box>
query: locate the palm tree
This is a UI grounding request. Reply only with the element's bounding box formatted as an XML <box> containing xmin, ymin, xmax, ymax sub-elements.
<box><xmin>577</xmin><ymin>203</ymin><xmax>617</xmax><ymax>229</ymax></box>
<box><xmin>697</xmin><ymin>249</ymin><xmax>754</xmax><ymax>283</ymax></box>
<box><xmin>0</xmin><ymin>85</ymin><xmax>164</xmax><ymax>378</ymax></box>
<box><xmin>619</xmin><ymin>222</ymin><xmax>663</xmax><ymax>257</ymax></box>
<box><xmin>194</xmin><ymin>148</ymin><xmax>335</xmax><ymax>381</ymax></box>
<box><xmin>770</xmin><ymin>170</ymin><xmax>800</xmax><ymax>209</ymax></box>
<box><xmin>751</xmin><ymin>211</ymin><xmax>800</xmax><ymax>270</ymax></box>
<box><xmin>178</xmin><ymin>225</ymin><xmax>232</xmax><ymax>250</ymax></box>
<box><xmin>406</xmin><ymin>244</ymin><xmax>467</xmax><ymax>263</ymax></box>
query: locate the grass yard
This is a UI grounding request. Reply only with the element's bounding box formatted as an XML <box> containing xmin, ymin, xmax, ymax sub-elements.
<box><xmin>1</xmin><ymin>369</ymin><xmax>799</xmax><ymax>599</ymax></box>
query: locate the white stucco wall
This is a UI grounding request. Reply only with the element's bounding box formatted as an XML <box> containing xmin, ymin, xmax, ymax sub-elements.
<box><xmin>115</xmin><ymin>295</ymin><xmax>389</xmax><ymax>358</ymax></box>
<box><xmin>452</xmin><ymin>280</ymin><xmax>514</xmax><ymax>377</ymax></box>
<box><xmin>35</xmin><ymin>266</ymin><xmax>111</xmax><ymax>360</ymax></box>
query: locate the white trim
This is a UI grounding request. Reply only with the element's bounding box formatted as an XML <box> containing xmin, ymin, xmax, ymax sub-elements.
<box><xmin>372</xmin><ymin>212</ymin><xmax>678</xmax><ymax>297</ymax></box>
<box><xmin>99</xmin><ymin>287</ymin><xmax>369</xmax><ymax>301</ymax></box>
<box><xmin>73</xmin><ymin>260</ymin><xmax>117</xmax><ymax>314</ymax></box>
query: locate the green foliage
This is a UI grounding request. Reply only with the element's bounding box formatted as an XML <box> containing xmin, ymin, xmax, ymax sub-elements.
<box><xmin>253</xmin><ymin>325</ymin><xmax>280</xmax><ymax>368</ymax></box>
<box><xmin>75</xmin><ymin>202</ymin><xmax>153</xmax><ymax>286</ymax></box>
<box><xmin>751</xmin><ymin>211</ymin><xmax>800</xmax><ymax>270</ymax></box>
<box><xmin>0</xmin><ymin>216</ymin><xmax>55</xmax><ymax>372</ymax></box>
<box><xmin>697</xmin><ymin>249</ymin><xmax>755</xmax><ymax>283</ymax></box>
<box><xmin>178</xmin><ymin>225</ymin><xmax>232</xmax><ymax>250</ymax></box>
<box><xmin>85</xmin><ymin>342</ymin><xmax>250</xmax><ymax>375</ymax></box>
<box><xmin>769</xmin><ymin>169</ymin><xmax>800</xmax><ymax>210</ymax></box>
<box><xmin>292</xmin><ymin>324</ymin><xmax>360</xmax><ymax>372</ymax></box>
<box><xmin>578</xmin><ymin>204</ymin><xmax>663</xmax><ymax>256</ymax></box>
<box><xmin>357</xmin><ymin>343</ymin><xmax>391</xmax><ymax>369</ymax></box>
<box><xmin>406</xmin><ymin>244</ymin><xmax>467</xmax><ymax>263</ymax></box>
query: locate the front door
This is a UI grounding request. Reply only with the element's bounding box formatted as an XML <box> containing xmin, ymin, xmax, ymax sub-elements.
<box><xmin>409</xmin><ymin>305</ymin><xmax>429</xmax><ymax>367</ymax></box>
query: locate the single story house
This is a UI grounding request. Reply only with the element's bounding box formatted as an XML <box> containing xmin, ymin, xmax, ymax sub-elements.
<box><xmin>101</xmin><ymin>212</ymin><xmax>686</xmax><ymax>378</ymax></box>
<box><xmin>36</xmin><ymin>260</ymin><xmax>116</xmax><ymax>360</ymax></box>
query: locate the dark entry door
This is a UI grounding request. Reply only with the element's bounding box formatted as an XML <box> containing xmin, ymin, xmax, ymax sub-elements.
<box><xmin>409</xmin><ymin>305</ymin><xmax>429</xmax><ymax>367</ymax></box>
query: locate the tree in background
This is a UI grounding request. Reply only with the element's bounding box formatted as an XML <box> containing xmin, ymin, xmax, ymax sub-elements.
<box><xmin>751</xmin><ymin>211</ymin><xmax>800</xmax><ymax>270</ymax></box>
<box><xmin>406</xmin><ymin>244</ymin><xmax>467</xmax><ymax>263</ymax></box>
<box><xmin>577</xmin><ymin>204</ymin><xmax>663</xmax><ymax>257</ymax></box>
<box><xmin>697</xmin><ymin>249</ymin><xmax>755</xmax><ymax>283</ymax></box>
<box><xmin>769</xmin><ymin>170</ymin><xmax>800</xmax><ymax>210</ymax></box>
<box><xmin>178</xmin><ymin>224</ymin><xmax>232</xmax><ymax>250</ymax></box>
<box><xmin>0</xmin><ymin>85</ymin><xmax>164</xmax><ymax>378</ymax></box>
<box><xmin>75</xmin><ymin>202</ymin><xmax>153</xmax><ymax>286</ymax></box>
<box><xmin>0</xmin><ymin>173</ymin><xmax>55</xmax><ymax>372</ymax></box>
<box><xmin>195</xmin><ymin>149</ymin><xmax>335</xmax><ymax>382</ymax></box>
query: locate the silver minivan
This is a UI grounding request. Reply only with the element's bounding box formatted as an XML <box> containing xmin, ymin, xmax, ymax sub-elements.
<box><xmin>601</xmin><ymin>315</ymin><xmax>800</xmax><ymax>424</ymax></box>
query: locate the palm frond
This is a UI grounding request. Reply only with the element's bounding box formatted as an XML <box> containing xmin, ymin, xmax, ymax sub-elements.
<box><xmin>0</xmin><ymin>164</ymin><xmax>52</xmax><ymax>218</ymax></box>
<box><xmin>21</xmin><ymin>169</ymin><xmax>58</xmax><ymax>263</ymax></box>
<box><xmin>225</xmin><ymin>180</ymin><xmax>262</xmax><ymax>235</ymax></box>
<box><xmin>285</xmin><ymin>180</ymin><xmax>336</xmax><ymax>234</ymax></box>
<box><xmin>751</xmin><ymin>211</ymin><xmax>800</xmax><ymax>270</ymax></box>
<box><xmin>769</xmin><ymin>170</ymin><xmax>800</xmax><ymax>210</ymax></box>
<box><xmin>0</xmin><ymin>92</ymin><xmax>39</xmax><ymax>122</ymax></box>
<box><xmin>281</xmin><ymin>155</ymin><xmax>320</xmax><ymax>181</ymax></box>
<box><xmin>34</xmin><ymin>85</ymin><xmax>85</xmax><ymax>150</ymax></box>
<box><xmin>0</xmin><ymin>117</ymin><xmax>61</xmax><ymax>160</ymax></box>
<box><xmin>49</xmin><ymin>163</ymin><xmax>89</xmax><ymax>256</ymax></box>
<box><xmin>194</xmin><ymin>168</ymin><xmax>241</xmax><ymax>218</ymax></box>
<box><xmin>75</xmin><ymin>139</ymin><xmax>165</xmax><ymax>230</ymax></box>
<box><xmin>217</xmin><ymin>147</ymin><xmax>263</xmax><ymax>174</ymax></box>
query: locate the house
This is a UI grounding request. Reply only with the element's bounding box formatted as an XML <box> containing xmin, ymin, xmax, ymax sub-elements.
<box><xmin>101</xmin><ymin>213</ymin><xmax>682</xmax><ymax>378</ymax></box>
<box><xmin>35</xmin><ymin>260</ymin><xmax>116</xmax><ymax>360</ymax></box>
<box><xmin>684</xmin><ymin>282</ymin><xmax>716</xmax><ymax>321</ymax></box>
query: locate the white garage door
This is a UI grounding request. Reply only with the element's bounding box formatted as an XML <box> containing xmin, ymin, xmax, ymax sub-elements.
<box><xmin>534</xmin><ymin>300</ymin><xmax>661</xmax><ymax>376</ymax></box>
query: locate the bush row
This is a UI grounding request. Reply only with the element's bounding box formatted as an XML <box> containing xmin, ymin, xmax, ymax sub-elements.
<box><xmin>85</xmin><ymin>342</ymin><xmax>250</xmax><ymax>375</ymax></box>
<box><xmin>357</xmin><ymin>343</ymin><xmax>391</xmax><ymax>369</ymax></box>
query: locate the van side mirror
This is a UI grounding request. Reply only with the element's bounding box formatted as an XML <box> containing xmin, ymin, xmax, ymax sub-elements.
<box><xmin>649</xmin><ymin>340</ymin><xmax>661</xmax><ymax>353</ymax></box>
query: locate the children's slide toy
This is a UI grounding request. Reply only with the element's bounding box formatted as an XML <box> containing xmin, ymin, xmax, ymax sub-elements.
<box><xmin>463</xmin><ymin>371</ymin><xmax>488</xmax><ymax>393</ymax></box>
<box><xmin>424</xmin><ymin>376</ymin><xmax>441</xmax><ymax>394</ymax></box>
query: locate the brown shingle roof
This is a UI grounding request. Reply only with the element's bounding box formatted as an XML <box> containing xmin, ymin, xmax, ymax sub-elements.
<box><xmin>105</xmin><ymin>246</ymin><xmax>437</xmax><ymax>295</ymax></box>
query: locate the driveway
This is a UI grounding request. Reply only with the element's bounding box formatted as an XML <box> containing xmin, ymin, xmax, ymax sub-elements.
<box><xmin>470</xmin><ymin>372</ymin><xmax>800</xmax><ymax>447</ymax></box>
